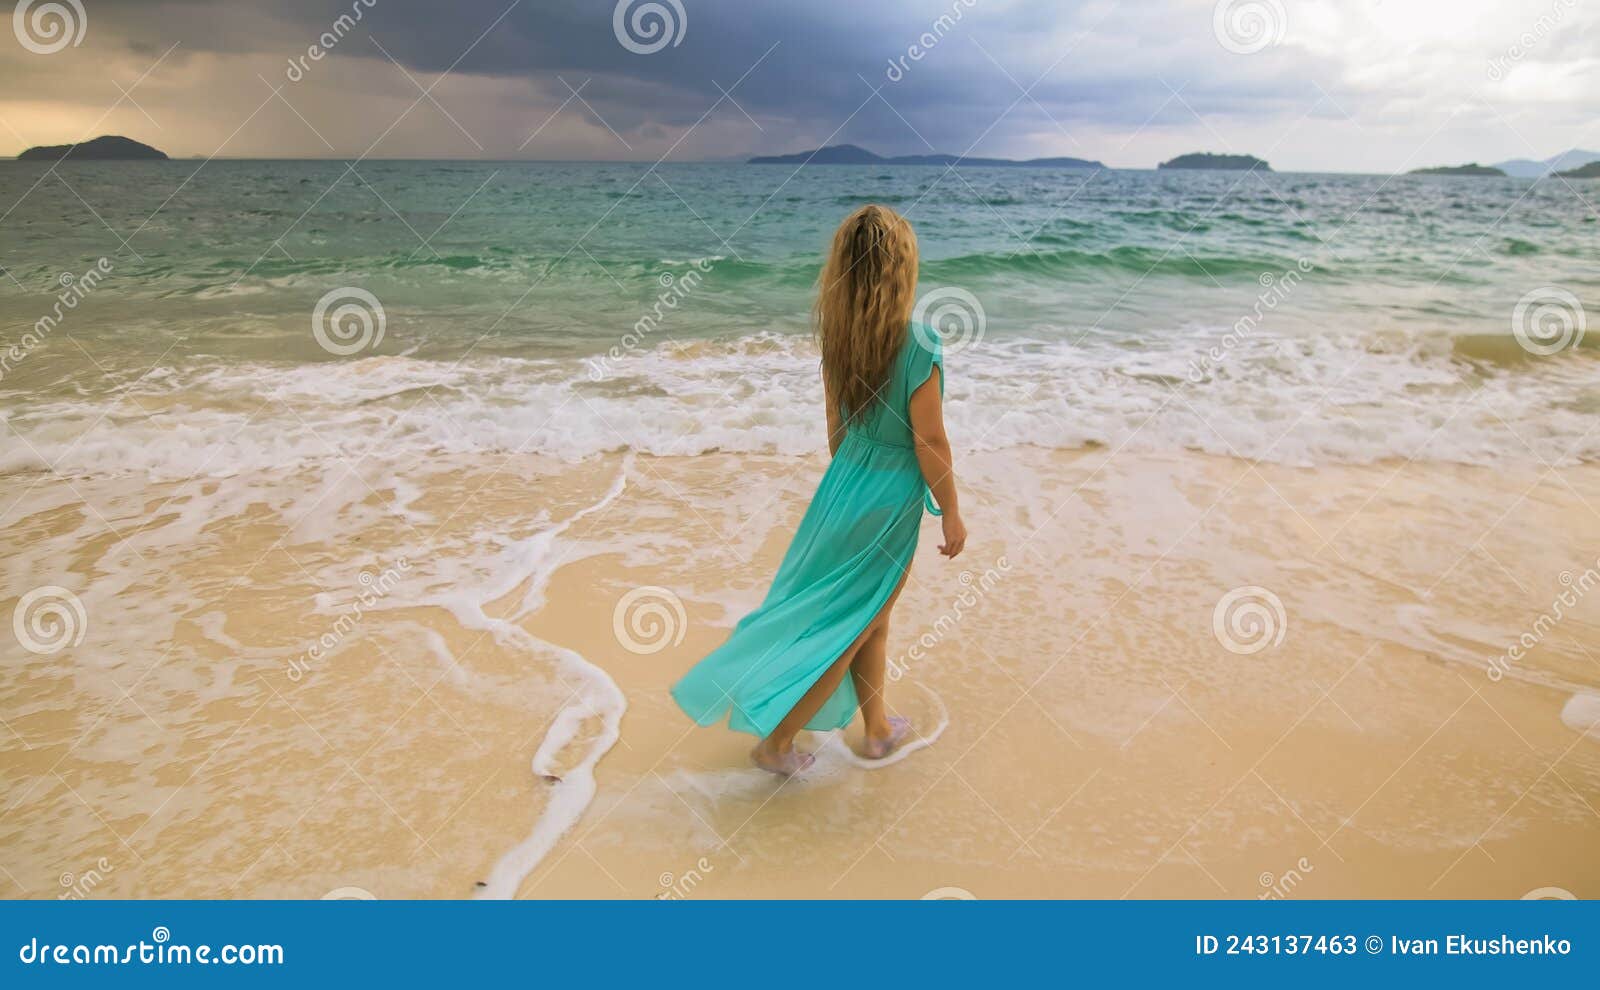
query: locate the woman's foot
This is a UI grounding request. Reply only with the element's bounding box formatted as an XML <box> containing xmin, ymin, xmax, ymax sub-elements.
<box><xmin>862</xmin><ymin>715</ymin><xmax>912</xmax><ymax>759</ymax></box>
<box><xmin>751</xmin><ymin>742</ymin><xmax>815</xmax><ymax>776</ymax></box>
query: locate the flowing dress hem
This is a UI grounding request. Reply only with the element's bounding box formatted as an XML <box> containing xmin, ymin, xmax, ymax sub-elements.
<box><xmin>670</xmin><ymin>546</ymin><xmax>916</xmax><ymax>738</ymax></box>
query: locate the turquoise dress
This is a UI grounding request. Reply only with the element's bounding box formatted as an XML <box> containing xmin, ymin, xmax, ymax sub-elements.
<box><xmin>672</xmin><ymin>328</ymin><xmax>943</xmax><ymax>738</ymax></box>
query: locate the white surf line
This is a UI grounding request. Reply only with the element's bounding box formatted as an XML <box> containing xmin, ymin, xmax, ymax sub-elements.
<box><xmin>816</xmin><ymin>681</ymin><xmax>950</xmax><ymax>769</ymax></box>
<box><xmin>1562</xmin><ymin>693</ymin><xmax>1600</xmax><ymax>743</ymax></box>
<box><xmin>644</xmin><ymin>682</ymin><xmax>951</xmax><ymax>825</ymax></box>
<box><xmin>474</xmin><ymin>458</ymin><xmax>631</xmax><ymax>899</ymax></box>
<box><xmin>1393</xmin><ymin>603</ymin><xmax>1595</xmax><ymax>695</ymax></box>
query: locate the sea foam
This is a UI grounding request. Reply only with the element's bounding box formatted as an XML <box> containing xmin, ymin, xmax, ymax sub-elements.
<box><xmin>1</xmin><ymin>329</ymin><xmax>1595</xmax><ymax>482</ymax></box>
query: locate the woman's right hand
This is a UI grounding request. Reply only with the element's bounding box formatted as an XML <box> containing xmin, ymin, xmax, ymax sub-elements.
<box><xmin>939</xmin><ymin>511</ymin><xmax>967</xmax><ymax>558</ymax></box>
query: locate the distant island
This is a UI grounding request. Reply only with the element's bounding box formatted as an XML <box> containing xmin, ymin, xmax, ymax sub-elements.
<box><xmin>748</xmin><ymin>143</ymin><xmax>1103</xmax><ymax>168</ymax></box>
<box><xmin>1157</xmin><ymin>152</ymin><xmax>1270</xmax><ymax>172</ymax></box>
<box><xmin>1493</xmin><ymin>149</ymin><xmax>1600</xmax><ymax>178</ymax></box>
<box><xmin>1556</xmin><ymin>161</ymin><xmax>1600</xmax><ymax>179</ymax></box>
<box><xmin>17</xmin><ymin>135</ymin><xmax>168</xmax><ymax>161</ymax></box>
<box><xmin>1409</xmin><ymin>163</ymin><xmax>1506</xmax><ymax>176</ymax></box>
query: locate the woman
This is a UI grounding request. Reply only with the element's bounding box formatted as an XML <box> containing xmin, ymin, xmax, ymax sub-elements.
<box><xmin>671</xmin><ymin>204</ymin><xmax>967</xmax><ymax>775</ymax></box>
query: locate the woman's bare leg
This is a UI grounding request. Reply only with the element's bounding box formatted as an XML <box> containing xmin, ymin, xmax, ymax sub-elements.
<box><xmin>851</xmin><ymin>623</ymin><xmax>892</xmax><ymax>740</ymax></box>
<box><xmin>756</xmin><ymin>569</ymin><xmax>911</xmax><ymax>764</ymax></box>
<box><xmin>853</xmin><ymin>566</ymin><xmax>910</xmax><ymax>752</ymax></box>
<box><xmin>755</xmin><ymin>624</ymin><xmax>872</xmax><ymax>760</ymax></box>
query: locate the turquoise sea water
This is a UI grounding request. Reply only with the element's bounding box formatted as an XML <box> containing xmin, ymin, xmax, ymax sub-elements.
<box><xmin>1</xmin><ymin>161</ymin><xmax>1596</xmax><ymax>472</ymax></box>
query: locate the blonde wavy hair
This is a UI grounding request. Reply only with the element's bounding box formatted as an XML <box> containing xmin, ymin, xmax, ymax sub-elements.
<box><xmin>814</xmin><ymin>204</ymin><xmax>919</xmax><ymax>424</ymax></box>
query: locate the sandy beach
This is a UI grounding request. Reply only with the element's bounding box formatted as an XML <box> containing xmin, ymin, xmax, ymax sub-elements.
<box><xmin>8</xmin><ymin>0</ymin><xmax>1600</xmax><ymax>959</ymax></box>
<box><xmin>5</xmin><ymin>440</ymin><xmax>1598</xmax><ymax>900</ymax></box>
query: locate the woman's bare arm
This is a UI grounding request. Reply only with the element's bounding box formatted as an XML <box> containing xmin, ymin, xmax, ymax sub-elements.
<box><xmin>909</xmin><ymin>366</ymin><xmax>966</xmax><ymax>557</ymax></box>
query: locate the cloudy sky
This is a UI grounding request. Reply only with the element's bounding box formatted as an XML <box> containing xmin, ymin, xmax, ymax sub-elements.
<box><xmin>3</xmin><ymin>0</ymin><xmax>1597</xmax><ymax>171</ymax></box>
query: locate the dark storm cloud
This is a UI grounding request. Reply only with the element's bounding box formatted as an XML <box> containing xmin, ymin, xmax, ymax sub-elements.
<box><xmin>20</xmin><ymin>0</ymin><xmax>1594</xmax><ymax>168</ymax></box>
<box><xmin>69</xmin><ymin>0</ymin><xmax>1341</xmax><ymax>157</ymax></box>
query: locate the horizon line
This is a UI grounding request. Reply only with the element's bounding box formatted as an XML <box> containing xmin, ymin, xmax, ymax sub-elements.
<box><xmin>0</xmin><ymin>155</ymin><xmax>1538</xmax><ymax>176</ymax></box>
<box><xmin>2</xmin><ymin>157</ymin><xmax>1576</xmax><ymax>178</ymax></box>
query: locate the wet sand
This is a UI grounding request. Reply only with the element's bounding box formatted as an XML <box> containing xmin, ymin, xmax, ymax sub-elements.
<box><xmin>3</xmin><ymin>449</ymin><xmax>1599</xmax><ymax>899</ymax></box>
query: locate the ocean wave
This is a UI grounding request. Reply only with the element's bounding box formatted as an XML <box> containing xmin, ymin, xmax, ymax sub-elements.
<box><xmin>922</xmin><ymin>246</ymin><xmax>1290</xmax><ymax>281</ymax></box>
<box><xmin>131</xmin><ymin>243</ymin><xmax>1314</xmax><ymax>298</ymax></box>
<box><xmin>2</xmin><ymin>329</ymin><xmax>1595</xmax><ymax>480</ymax></box>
